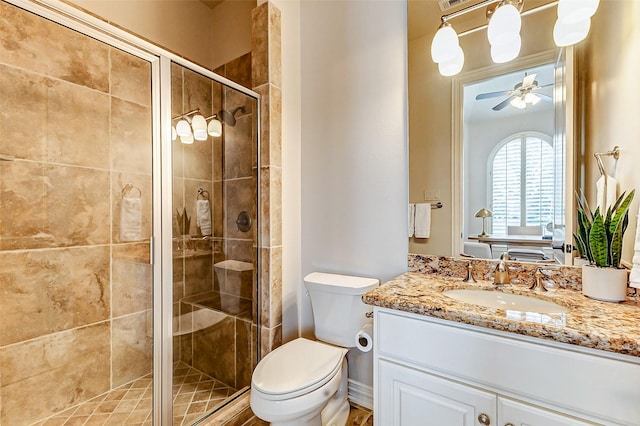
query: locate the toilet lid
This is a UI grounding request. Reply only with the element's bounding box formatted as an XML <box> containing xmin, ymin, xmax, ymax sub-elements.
<box><xmin>252</xmin><ymin>338</ymin><xmax>346</xmax><ymax>399</ymax></box>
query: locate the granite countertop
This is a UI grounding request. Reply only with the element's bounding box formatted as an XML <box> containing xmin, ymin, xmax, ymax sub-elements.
<box><xmin>363</xmin><ymin>272</ymin><xmax>640</xmax><ymax>357</ymax></box>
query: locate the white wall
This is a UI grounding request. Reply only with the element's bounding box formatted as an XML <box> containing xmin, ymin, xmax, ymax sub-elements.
<box><xmin>299</xmin><ymin>0</ymin><xmax>408</xmax><ymax>341</ymax></box>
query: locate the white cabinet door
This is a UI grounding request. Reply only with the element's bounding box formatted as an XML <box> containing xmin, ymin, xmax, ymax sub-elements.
<box><xmin>378</xmin><ymin>359</ymin><xmax>496</xmax><ymax>426</ymax></box>
<box><xmin>498</xmin><ymin>398</ymin><xmax>596</xmax><ymax>426</ymax></box>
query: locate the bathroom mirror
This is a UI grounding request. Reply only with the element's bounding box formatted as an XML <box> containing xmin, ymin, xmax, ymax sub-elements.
<box><xmin>408</xmin><ymin>0</ymin><xmax>640</xmax><ymax>266</ymax></box>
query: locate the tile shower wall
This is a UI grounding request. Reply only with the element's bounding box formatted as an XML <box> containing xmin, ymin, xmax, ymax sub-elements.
<box><xmin>172</xmin><ymin>55</ymin><xmax>257</xmax><ymax>391</ymax></box>
<box><xmin>0</xmin><ymin>2</ymin><xmax>152</xmax><ymax>424</ymax></box>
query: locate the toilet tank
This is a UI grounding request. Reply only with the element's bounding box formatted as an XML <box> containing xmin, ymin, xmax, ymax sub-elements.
<box><xmin>304</xmin><ymin>272</ymin><xmax>379</xmax><ymax>347</ymax></box>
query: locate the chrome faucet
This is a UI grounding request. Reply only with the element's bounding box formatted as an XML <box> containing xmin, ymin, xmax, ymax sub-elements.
<box><xmin>493</xmin><ymin>253</ymin><xmax>511</xmax><ymax>285</ymax></box>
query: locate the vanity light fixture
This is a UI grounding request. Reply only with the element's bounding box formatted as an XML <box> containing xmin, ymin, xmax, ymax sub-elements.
<box><xmin>171</xmin><ymin>108</ymin><xmax>223</xmax><ymax>144</ymax></box>
<box><xmin>431</xmin><ymin>0</ymin><xmax>599</xmax><ymax>76</ymax></box>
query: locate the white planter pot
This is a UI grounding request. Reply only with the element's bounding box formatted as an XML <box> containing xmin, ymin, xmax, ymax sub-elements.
<box><xmin>581</xmin><ymin>265</ymin><xmax>628</xmax><ymax>302</ymax></box>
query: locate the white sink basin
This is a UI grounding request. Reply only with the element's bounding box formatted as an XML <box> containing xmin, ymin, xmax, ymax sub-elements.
<box><xmin>443</xmin><ymin>289</ymin><xmax>568</xmax><ymax>314</ymax></box>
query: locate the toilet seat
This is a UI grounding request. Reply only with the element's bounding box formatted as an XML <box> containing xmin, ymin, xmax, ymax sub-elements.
<box><xmin>252</xmin><ymin>338</ymin><xmax>347</xmax><ymax>401</ymax></box>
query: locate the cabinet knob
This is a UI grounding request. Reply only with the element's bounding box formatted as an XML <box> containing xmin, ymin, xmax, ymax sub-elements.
<box><xmin>504</xmin><ymin>423</ymin><xmax>514</xmax><ymax>426</ymax></box>
<box><xmin>478</xmin><ymin>413</ymin><xmax>491</xmax><ymax>425</ymax></box>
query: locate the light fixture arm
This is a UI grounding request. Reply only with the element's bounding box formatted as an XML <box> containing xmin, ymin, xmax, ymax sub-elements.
<box><xmin>172</xmin><ymin>108</ymin><xmax>201</xmax><ymax>122</ymax></box>
<box><xmin>441</xmin><ymin>0</ymin><xmax>502</xmax><ymax>23</ymax></box>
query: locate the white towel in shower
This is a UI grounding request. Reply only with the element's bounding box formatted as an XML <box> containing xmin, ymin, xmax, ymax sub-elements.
<box><xmin>596</xmin><ymin>174</ymin><xmax>617</xmax><ymax>213</ymax></box>
<box><xmin>197</xmin><ymin>199</ymin><xmax>212</xmax><ymax>236</ymax></box>
<box><xmin>120</xmin><ymin>197</ymin><xmax>142</xmax><ymax>241</ymax></box>
<box><xmin>408</xmin><ymin>204</ymin><xmax>415</xmax><ymax>238</ymax></box>
<box><xmin>414</xmin><ymin>203</ymin><xmax>431</xmax><ymax>238</ymax></box>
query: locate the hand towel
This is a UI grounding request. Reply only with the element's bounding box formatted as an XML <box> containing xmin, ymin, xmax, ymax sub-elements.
<box><xmin>120</xmin><ymin>197</ymin><xmax>142</xmax><ymax>241</ymax></box>
<box><xmin>196</xmin><ymin>199</ymin><xmax>212</xmax><ymax>236</ymax></box>
<box><xmin>414</xmin><ymin>203</ymin><xmax>431</xmax><ymax>238</ymax></box>
<box><xmin>596</xmin><ymin>174</ymin><xmax>617</xmax><ymax>213</ymax></box>
<box><xmin>408</xmin><ymin>204</ymin><xmax>415</xmax><ymax>238</ymax></box>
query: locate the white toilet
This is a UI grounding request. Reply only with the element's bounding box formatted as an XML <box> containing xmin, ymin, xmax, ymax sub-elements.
<box><xmin>250</xmin><ymin>272</ymin><xmax>379</xmax><ymax>426</ymax></box>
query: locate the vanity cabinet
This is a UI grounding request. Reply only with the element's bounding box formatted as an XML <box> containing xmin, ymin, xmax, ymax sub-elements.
<box><xmin>374</xmin><ymin>307</ymin><xmax>640</xmax><ymax>426</ymax></box>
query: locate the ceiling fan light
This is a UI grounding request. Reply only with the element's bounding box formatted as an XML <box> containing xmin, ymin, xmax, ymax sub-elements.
<box><xmin>490</xmin><ymin>33</ymin><xmax>521</xmax><ymax>63</ymax></box>
<box><xmin>431</xmin><ymin>24</ymin><xmax>459</xmax><ymax>63</ymax></box>
<box><xmin>524</xmin><ymin>92</ymin><xmax>541</xmax><ymax>105</ymax></box>
<box><xmin>176</xmin><ymin>119</ymin><xmax>191</xmax><ymax>137</ymax></box>
<box><xmin>191</xmin><ymin>114</ymin><xmax>208</xmax><ymax>141</ymax></box>
<box><xmin>510</xmin><ymin>96</ymin><xmax>527</xmax><ymax>109</ymax></box>
<box><xmin>488</xmin><ymin>3</ymin><xmax>521</xmax><ymax>45</ymax></box>
<box><xmin>553</xmin><ymin>17</ymin><xmax>591</xmax><ymax>46</ymax></box>
<box><xmin>438</xmin><ymin>46</ymin><xmax>464</xmax><ymax>76</ymax></box>
<box><xmin>557</xmin><ymin>0</ymin><xmax>599</xmax><ymax>25</ymax></box>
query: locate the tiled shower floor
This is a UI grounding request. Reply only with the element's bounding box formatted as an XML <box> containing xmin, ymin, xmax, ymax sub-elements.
<box><xmin>32</xmin><ymin>362</ymin><xmax>237</xmax><ymax>426</ymax></box>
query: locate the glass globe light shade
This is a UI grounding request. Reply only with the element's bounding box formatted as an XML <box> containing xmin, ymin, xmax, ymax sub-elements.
<box><xmin>524</xmin><ymin>92</ymin><xmax>541</xmax><ymax>105</ymax></box>
<box><xmin>171</xmin><ymin>126</ymin><xmax>177</xmax><ymax>141</ymax></box>
<box><xmin>180</xmin><ymin>132</ymin><xmax>194</xmax><ymax>145</ymax></box>
<box><xmin>191</xmin><ymin>114</ymin><xmax>208</xmax><ymax>141</ymax></box>
<box><xmin>510</xmin><ymin>96</ymin><xmax>527</xmax><ymax>109</ymax></box>
<box><xmin>431</xmin><ymin>24</ymin><xmax>459</xmax><ymax>63</ymax></box>
<box><xmin>207</xmin><ymin>119</ymin><xmax>222</xmax><ymax>137</ymax></box>
<box><xmin>176</xmin><ymin>119</ymin><xmax>191</xmax><ymax>137</ymax></box>
<box><xmin>490</xmin><ymin>33</ymin><xmax>521</xmax><ymax>63</ymax></box>
<box><xmin>438</xmin><ymin>46</ymin><xmax>464</xmax><ymax>77</ymax></box>
<box><xmin>553</xmin><ymin>17</ymin><xmax>591</xmax><ymax>46</ymax></box>
<box><xmin>488</xmin><ymin>3</ymin><xmax>522</xmax><ymax>45</ymax></box>
<box><xmin>557</xmin><ymin>0</ymin><xmax>599</xmax><ymax>25</ymax></box>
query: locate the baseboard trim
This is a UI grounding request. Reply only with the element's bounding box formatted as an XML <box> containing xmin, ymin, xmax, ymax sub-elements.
<box><xmin>347</xmin><ymin>379</ymin><xmax>373</xmax><ymax>410</ymax></box>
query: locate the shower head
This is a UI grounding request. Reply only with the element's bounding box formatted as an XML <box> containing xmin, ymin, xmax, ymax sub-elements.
<box><xmin>217</xmin><ymin>106</ymin><xmax>246</xmax><ymax>127</ymax></box>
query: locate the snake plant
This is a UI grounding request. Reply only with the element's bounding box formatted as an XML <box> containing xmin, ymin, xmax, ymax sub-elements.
<box><xmin>574</xmin><ymin>189</ymin><xmax>635</xmax><ymax>268</ymax></box>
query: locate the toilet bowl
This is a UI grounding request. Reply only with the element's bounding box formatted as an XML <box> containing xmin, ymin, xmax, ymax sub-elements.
<box><xmin>250</xmin><ymin>338</ymin><xmax>349</xmax><ymax>426</ymax></box>
<box><xmin>250</xmin><ymin>272</ymin><xmax>379</xmax><ymax>426</ymax></box>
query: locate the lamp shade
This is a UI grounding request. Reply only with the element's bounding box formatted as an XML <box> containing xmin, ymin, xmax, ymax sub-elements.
<box><xmin>207</xmin><ymin>118</ymin><xmax>222</xmax><ymax>137</ymax></box>
<box><xmin>553</xmin><ymin>17</ymin><xmax>591</xmax><ymax>46</ymax></box>
<box><xmin>431</xmin><ymin>24</ymin><xmax>459</xmax><ymax>63</ymax></box>
<box><xmin>475</xmin><ymin>208</ymin><xmax>492</xmax><ymax>218</ymax></box>
<box><xmin>191</xmin><ymin>114</ymin><xmax>208</xmax><ymax>141</ymax></box>
<box><xmin>490</xmin><ymin>33</ymin><xmax>521</xmax><ymax>63</ymax></box>
<box><xmin>557</xmin><ymin>0</ymin><xmax>599</xmax><ymax>25</ymax></box>
<box><xmin>179</xmin><ymin>133</ymin><xmax>194</xmax><ymax>145</ymax></box>
<box><xmin>438</xmin><ymin>46</ymin><xmax>464</xmax><ymax>76</ymax></box>
<box><xmin>488</xmin><ymin>3</ymin><xmax>521</xmax><ymax>45</ymax></box>
<box><xmin>176</xmin><ymin>119</ymin><xmax>191</xmax><ymax>137</ymax></box>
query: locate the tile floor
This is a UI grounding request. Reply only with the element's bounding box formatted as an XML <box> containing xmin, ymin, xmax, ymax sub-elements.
<box><xmin>31</xmin><ymin>362</ymin><xmax>236</xmax><ymax>426</ymax></box>
<box><xmin>200</xmin><ymin>392</ymin><xmax>373</xmax><ymax>426</ymax></box>
<box><xmin>30</xmin><ymin>362</ymin><xmax>373</xmax><ymax>426</ymax></box>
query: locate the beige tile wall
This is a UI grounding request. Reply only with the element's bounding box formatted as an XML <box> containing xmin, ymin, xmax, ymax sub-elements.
<box><xmin>0</xmin><ymin>2</ymin><xmax>153</xmax><ymax>424</ymax></box>
<box><xmin>252</xmin><ymin>2</ymin><xmax>283</xmax><ymax>358</ymax></box>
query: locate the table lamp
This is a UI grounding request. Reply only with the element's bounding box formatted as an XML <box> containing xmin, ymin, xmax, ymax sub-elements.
<box><xmin>475</xmin><ymin>208</ymin><xmax>492</xmax><ymax>237</ymax></box>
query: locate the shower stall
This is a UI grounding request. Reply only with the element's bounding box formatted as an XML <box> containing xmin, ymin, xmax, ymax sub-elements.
<box><xmin>0</xmin><ymin>1</ymin><xmax>261</xmax><ymax>425</ymax></box>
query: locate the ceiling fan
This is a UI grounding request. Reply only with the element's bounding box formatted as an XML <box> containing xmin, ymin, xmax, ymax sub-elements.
<box><xmin>475</xmin><ymin>73</ymin><xmax>553</xmax><ymax>111</ymax></box>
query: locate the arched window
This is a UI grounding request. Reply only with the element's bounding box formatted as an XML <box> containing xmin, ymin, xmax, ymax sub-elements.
<box><xmin>489</xmin><ymin>132</ymin><xmax>554</xmax><ymax>235</ymax></box>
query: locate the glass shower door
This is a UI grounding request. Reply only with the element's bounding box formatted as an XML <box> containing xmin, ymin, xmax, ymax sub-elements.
<box><xmin>0</xmin><ymin>1</ymin><xmax>156</xmax><ymax>424</ymax></box>
<box><xmin>170</xmin><ymin>60</ymin><xmax>259</xmax><ymax>425</ymax></box>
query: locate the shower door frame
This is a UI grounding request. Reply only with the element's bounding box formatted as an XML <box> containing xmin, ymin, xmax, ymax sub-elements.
<box><xmin>4</xmin><ymin>1</ymin><xmax>262</xmax><ymax>424</ymax></box>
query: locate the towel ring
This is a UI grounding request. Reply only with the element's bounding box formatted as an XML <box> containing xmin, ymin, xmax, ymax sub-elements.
<box><xmin>197</xmin><ymin>187</ymin><xmax>210</xmax><ymax>200</ymax></box>
<box><xmin>121</xmin><ymin>183</ymin><xmax>142</xmax><ymax>199</ymax></box>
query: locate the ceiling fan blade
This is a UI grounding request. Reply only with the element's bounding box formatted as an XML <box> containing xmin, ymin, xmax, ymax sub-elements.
<box><xmin>522</xmin><ymin>73</ymin><xmax>537</xmax><ymax>87</ymax></box>
<box><xmin>492</xmin><ymin>95</ymin><xmax>516</xmax><ymax>111</ymax></box>
<box><xmin>538</xmin><ymin>93</ymin><xmax>553</xmax><ymax>102</ymax></box>
<box><xmin>476</xmin><ymin>90</ymin><xmax>513</xmax><ymax>100</ymax></box>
